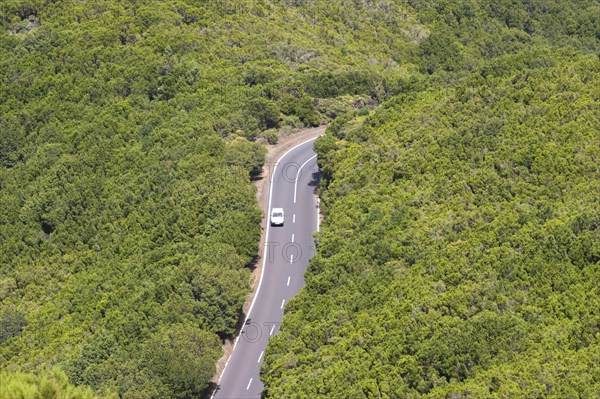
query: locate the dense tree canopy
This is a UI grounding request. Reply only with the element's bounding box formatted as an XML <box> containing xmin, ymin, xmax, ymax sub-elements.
<box><xmin>265</xmin><ymin>52</ymin><xmax>600</xmax><ymax>397</ymax></box>
<box><xmin>1</xmin><ymin>0</ymin><xmax>598</xmax><ymax>397</ymax></box>
<box><xmin>263</xmin><ymin>1</ymin><xmax>600</xmax><ymax>398</ymax></box>
<box><xmin>1</xmin><ymin>368</ymin><xmax>102</xmax><ymax>399</ymax></box>
<box><xmin>0</xmin><ymin>0</ymin><xmax>443</xmax><ymax>397</ymax></box>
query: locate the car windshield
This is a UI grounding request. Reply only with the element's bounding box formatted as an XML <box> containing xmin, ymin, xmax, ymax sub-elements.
<box><xmin>273</xmin><ymin>212</ymin><xmax>283</xmax><ymax>217</ymax></box>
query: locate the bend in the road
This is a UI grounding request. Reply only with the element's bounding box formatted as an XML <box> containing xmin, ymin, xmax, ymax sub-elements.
<box><xmin>212</xmin><ymin>136</ymin><xmax>321</xmax><ymax>399</ymax></box>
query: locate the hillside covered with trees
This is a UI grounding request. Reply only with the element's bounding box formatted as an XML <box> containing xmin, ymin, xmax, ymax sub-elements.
<box><xmin>1</xmin><ymin>0</ymin><xmax>598</xmax><ymax>398</ymax></box>
<box><xmin>263</xmin><ymin>1</ymin><xmax>600</xmax><ymax>398</ymax></box>
<box><xmin>0</xmin><ymin>0</ymin><xmax>470</xmax><ymax>398</ymax></box>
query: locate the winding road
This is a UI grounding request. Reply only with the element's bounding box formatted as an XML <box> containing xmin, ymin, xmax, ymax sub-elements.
<box><xmin>213</xmin><ymin>136</ymin><xmax>321</xmax><ymax>398</ymax></box>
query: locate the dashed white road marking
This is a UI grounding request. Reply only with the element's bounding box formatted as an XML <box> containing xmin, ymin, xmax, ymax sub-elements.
<box><xmin>293</xmin><ymin>214</ymin><xmax>296</xmax><ymax>223</ymax></box>
<box><xmin>257</xmin><ymin>351</ymin><xmax>264</xmax><ymax>363</ymax></box>
<box><xmin>291</xmin><ymin>234</ymin><xmax>295</xmax><ymax>243</ymax></box>
<box><xmin>270</xmin><ymin>325</ymin><xmax>275</xmax><ymax>336</ymax></box>
<box><xmin>290</xmin><ymin>254</ymin><xmax>294</xmax><ymax>264</ymax></box>
<box><xmin>287</xmin><ymin>276</ymin><xmax>290</xmax><ymax>286</ymax></box>
<box><xmin>210</xmin><ymin>135</ymin><xmax>321</xmax><ymax>398</ymax></box>
<box><xmin>281</xmin><ymin>299</ymin><xmax>285</xmax><ymax>309</ymax></box>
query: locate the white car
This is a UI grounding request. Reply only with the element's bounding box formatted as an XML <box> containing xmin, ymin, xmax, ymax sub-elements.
<box><xmin>270</xmin><ymin>208</ymin><xmax>285</xmax><ymax>226</ymax></box>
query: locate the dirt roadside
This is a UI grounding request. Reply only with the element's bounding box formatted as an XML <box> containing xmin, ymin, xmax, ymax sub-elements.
<box><xmin>211</xmin><ymin>125</ymin><xmax>326</xmax><ymax>384</ymax></box>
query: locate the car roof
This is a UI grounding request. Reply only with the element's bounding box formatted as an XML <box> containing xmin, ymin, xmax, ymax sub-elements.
<box><xmin>272</xmin><ymin>208</ymin><xmax>284</xmax><ymax>212</ymax></box>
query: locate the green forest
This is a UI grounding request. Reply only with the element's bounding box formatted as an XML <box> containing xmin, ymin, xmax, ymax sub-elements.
<box><xmin>0</xmin><ymin>0</ymin><xmax>401</xmax><ymax>397</ymax></box>
<box><xmin>1</xmin><ymin>0</ymin><xmax>599</xmax><ymax>398</ymax></box>
<box><xmin>263</xmin><ymin>1</ymin><xmax>600</xmax><ymax>398</ymax></box>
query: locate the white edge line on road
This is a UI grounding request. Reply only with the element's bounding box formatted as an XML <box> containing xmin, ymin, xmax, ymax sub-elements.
<box><xmin>317</xmin><ymin>198</ymin><xmax>320</xmax><ymax>232</ymax></box>
<box><xmin>211</xmin><ymin>135</ymin><xmax>319</xmax><ymax>398</ymax></box>
<box><xmin>246</xmin><ymin>378</ymin><xmax>252</xmax><ymax>390</ymax></box>
<box><xmin>287</xmin><ymin>276</ymin><xmax>290</xmax><ymax>286</ymax></box>
<box><xmin>294</xmin><ymin>154</ymin><xmax>317</xmax><ymax>203</ymax></box>
<box><xmin>257</xmin><ymin>351</ymin><xmax>264</xmax><ymax>363</ymax></box>
<box><xmin>270</xmin><ymin>324</ymin><xmax>276</xmax><ymax>335</ymax></box>
<box><xmin>281</xmin><ymin>299</ymin><xmax>285</xmax><ymax>309</ymax></box>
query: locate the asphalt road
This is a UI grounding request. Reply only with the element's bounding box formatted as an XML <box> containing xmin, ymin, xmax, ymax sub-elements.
<box><xmin>213</xmin><ymin>137</ymin><xmax>320</xmax><ymax>398</ymax></box>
